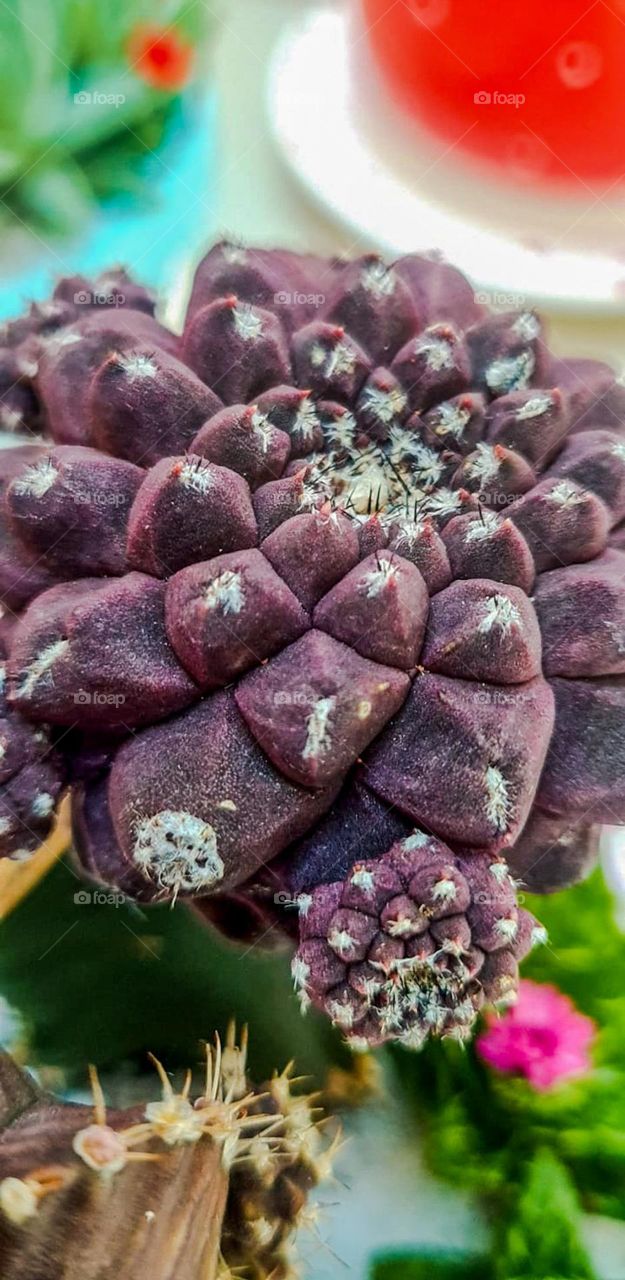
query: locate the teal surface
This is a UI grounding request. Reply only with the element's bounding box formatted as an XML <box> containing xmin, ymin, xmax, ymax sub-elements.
<box><xmin>0</xmin><ymin>93</ymin><xmax>217</xmax><ymax>320</ymax></box>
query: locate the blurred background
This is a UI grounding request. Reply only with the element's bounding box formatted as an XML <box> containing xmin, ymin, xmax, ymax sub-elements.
<box><xmin>3</xmin><ymin>2</ymin><xmax>625</xmax><ymax>1277</ymax></box>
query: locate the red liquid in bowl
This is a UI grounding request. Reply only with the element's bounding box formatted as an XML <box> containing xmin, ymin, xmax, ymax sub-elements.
<box><xmin>361</xmin><ymin>0</ymin><xmax>625</xmax><ymax>190</ymax></box>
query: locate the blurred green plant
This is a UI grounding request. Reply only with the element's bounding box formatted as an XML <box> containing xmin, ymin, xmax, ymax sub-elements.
<box><xmin>390</xmin><ymin>870</ymin><xmax>625</xmax><ymax>1223</ymax></box>
<box><xmin>0</xmin><ymin>855</ymin><xmax>347</xmax><ymax>1084</ymax></box>
<box><xmin>0</xmin><ymin>0</ymin><xmax>209</xmax><ymax>235</ymax></box>
<box><xmin>375</xmin><ymin>869</ymin><xmax>625</xmax><ymax>1278</ymax></box>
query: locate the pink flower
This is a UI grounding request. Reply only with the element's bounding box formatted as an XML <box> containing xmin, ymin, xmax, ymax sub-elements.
<box><xmin>477</xmin><ymin>980</ymin><xmax>595</xmax><ymax>1091</ymax></box>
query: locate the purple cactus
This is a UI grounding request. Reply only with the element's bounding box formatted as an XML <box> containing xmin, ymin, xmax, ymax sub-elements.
<box><xmin>0</xmin><ymin>244</ymin><xmax>623</xmax><ymax>1048</ymax></box>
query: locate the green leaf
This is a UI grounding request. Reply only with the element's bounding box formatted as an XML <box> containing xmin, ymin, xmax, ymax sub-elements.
<box><xmin>370</xmin><ymin>1251</ymin><xmax>491</xmax><ymax>1280</ymax></box>
<box><xmin>495</xmin><ymin>1149</ymin><xmax>597</xmax><ymax>1280</ymax></box>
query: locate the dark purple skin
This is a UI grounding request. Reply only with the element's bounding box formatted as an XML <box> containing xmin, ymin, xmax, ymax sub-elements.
<box><xmin>365</xmin><ymin>671</ymin><xmax>555</xmax><ymax>850</ymax></box>
<box><xmin>126</xmin><ymin>456</ymin><xmax>258</xmax><ymax>577</ymax></box>
<box><xmin>8</xmin><ymin>574</ymin><xmax>197</xmax><ymax>730</ymax></box>
<box><xmin>88</xmin><ymin>346</ymin><xmax>223</xmax><ymax>467</ymax></box>
<box><xmin>386</xmin><ymin>518</ymin><xmax>452</xmax><ymax>594</ymax></box>
<box><xmin>322</xmin><ymin>254</ymin><xmax>421</xmax><ymax>365</ymax></box>
<box><xmin>181</xmin><ymin>296</ymin><xmax>291</xmax><ymax>404</ymax></box>
<box><xmin>108</xmin><ymin>690</ymin><xmax>343</xmax><ymax>895</ymax></box>
<box><xmin>261</xmin><ymin>509</ymin><xmax>360</xmax><ymax>613</ymax></box>
<box><xmin>421</xmin><ymin>579</ymin><xmax>542</xmax><ymax>684</ymax></box>
<box><xmin>390</xmin><ymin>324</ymin><xmax>471</xmax><ymax>414</ymax></box>
<box><xmin>421</xmin><ymin>392</ymin><xmax>486</xmax><ymax>457</ymax></box>
<box><xmin>484</xmin><ymin>387</ymin><xmax>568</xmax><ymax>469</ymax></box>
<box><xmin>465</xmin><ymin>310</ymin><xmax>549</xmax><ymax>398</ymax></box>
<box><xmin>165</xmin><ymin>548</ymin><xmax>309</xmax><ymax>689</ymax></box>
<box><xmin>190</xmin><ymin>404</ymin><xmax>291</xmax><ymax>490</ymax></box>
<box><xmin>234</xmin><ymin>629</ymin><xmax>410</xmax><ymax>788</ymax></box>
<box><xmin>533</xmin><ymin>550</ymin><xmax>625</xmax><ymax>677</ymax></box>
<box><xmin>506</xmin><ymin>808</ymin><xmax>601</xmax><ymax>894</ymax></box>
<box><xmin>3</xmin><ymin>244</ymin><xmax>625</xmax><ymax>1048</ymax></box>
<box><xmin>506</xmin><ymin>477</ymin><xmax>610</xmax><ymax>573</ymax></box>
<box><xmin>442</xmin><ymin>511</ymin><xmax>535</xmax><ymax>592</ymax></box>
<box><xmin>0</xmin><ymin>651</ymin><xmax>65</xmax><ymax>858</ymax></box>
<box><xmin>6</xmin><ymin>446</ymin><xmax>143</xmax><ymax>577</ymax></box>
<box><xmin>291</xmin><ymin>322</ymin><xmax>371</xmax><ymax>404</ymax></box>
<box><xmin>393</xmin><ymin>254</ymin><xmax>484</xmax><ymax>331</ymax></box>
<box><xmin>537</xmin><ymin>676</ymin><xmax>625</xmax><ymax>822</ymax></box>
<box><xmin>36</xmin><ymin>308</ymin><xmax>178</xmax><ymax>446</ymax></box>
<box><xmin>255</xmin><ymin>386</ymin><xmax>325</xmax><ymax>458</ymax></box>
<box><xmin>252</xmin><ymin>468</ymin><xmax>311</xmax><ymax>541</ymax></box>
<box><xmin>544</xmin><ymin>430</ymin><xmax>625</xmax><ymax>523</ymax></box>
<box><xmin>313</xmin><ymin>551</ymin><xmax>429</xmax><ymax>669</ymax></box>
<box><xmin>452</xmin><ymin>443</ymin><xmax>536</xmax><ymax>509</ymax></box>
<box><xmin>548</xmin><ymin>355</ymin><xmax>625</xmax><ymax>434</ymax></box>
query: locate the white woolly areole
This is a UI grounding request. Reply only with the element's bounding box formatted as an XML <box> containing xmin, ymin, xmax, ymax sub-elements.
<box><xmin>465</xmin><ymin>442</ymin><xmax>500</xmax><ymax>485</ymax></box>
<box><xmin>13</xmin><ymin>458</ymin><xmax>59</xmax><ymax>498</ymax></box>
<box><xmin>302</xmin><ymin>696</ymin><xmax>334</xmax><ymax>761</ymax></box>
<box><xmin>249</xmin><ymin>410</ymin><xmax>273</xmax><ymax>453</ymax></box>
<box><xmin>232</xmin><ymin>303</ymin><xmax>263</xmax><ymax>341</ymax></box>
<box><xmin>361</xmin><ymin>260</ymin><xmax>397</xmax><ymax>298</ymax></box>
<box><xmin>177</xmin><ymin>459</ymin><xmax>214</xmax><ymax>494</ymax></box>
<box><xmin>291</xmin><ymin>955</ymin><xmax>310</xmax><ymax>989</ymax></box>
<box><xmin>292</xmin><ymin>397</ymin><xmax>320</xmax><ymax>443</ymax></box>
<box><xmin>512</xmin><ymin>312</ymin><xmax>541</xmax><ymax>341</ymax></box>
<box><xmin>429</xmin><ymin>400</ymin><xmax>471</xmax><ymax>440</ymax></box>
<box><xmin>515</xmin><ymin>393</ymin><xmax>553</xmax><ymax>420</ymax></box>
<box><xmin>402</xmin><ymin>830</ymin><xmax>430</xmax><ymax>850</ymax></box>
<box><xmin>421</xmin><ymin>488</ymin><xmax>462</xmax><ymax>520</ymax></box>
<box><xmin>222</xmin><ymin>243</ymin><xmax>247</xmax><ymax>265</ymax></box>
<box><xmin>464</xmin><ymin>509</ymin><xmax>501</xmax><ymax>542</ymax></box>
<box><xmin>360</xmin><ymin>383</ymin><xmax>407</xmax><ymax>425</ymax></box>
<box><xmin>324</xmin><ymin>412</ymin><xmax>357</xmax><ymax>453</ymax></box>
<box><xmin>31</xmin><ymin>792</ymin><xmax>54</xmax><ymax>818</ymax></box>
<box><xmin>495</xmin><ymin>915</ymin><xmax>518</xmax><ymax>941</ymax></box>
<box><xmin>17</xmin><ymin>639</ymin><xmax>69</xmax><ymax>699</ymax></box>
<box><xmin>485</xmin><ymin>350</ymin><xmax>535</xmax><ymax>394</ymax></box>
<box><xmin>115</xmin><ymin>353</ymin><xmax>158</xmax><ymax>379</ymax></box>
<box><xmin>414</xmin><ymin>336</ymin><xmax>454</xmax><ymax>371</ymax></box>
<box><xmin>484</xmin><ymin>766</ymin><xmax>512</xmax><ymax>833</ymax></box>
<box><xmin>311</xmin><ymin>339</ymin><xmax>356</xmax><ymax>379</ymax></box>
<box><xmin>0</xmin><ymin>664</ymin><xmax>5</xmax><ymax>694</ymax></box>
<box><xmin>0</xmin><ymin>1178</ymin><xmax>39</xmax><ymax>1225</ymax></box>
<box><xmin>350</xmin><ymin>865</ymin><xmax>376</xmax><ymax>893</ymax></box>
<box><xmin>478</xmin><ymin>594</ymin><xmax>522</xmax><ymax>634</ymax></box>
<box><xmin>362</xmin><ymin>556</ymin><xmax>399</xmax><ymax>598</ymax></box>
<box><xmin>133</xmin><ymin>810</ymin><xmax>224</xmax><ymax>893</ymax></box>
<box><xmin>547</xmin><ymin>479</ymin><xmax>582</xmax><ymax>506</ymax></box>
<box><xmin>328</xmin><ymin>928</ymin><xmax>356</xmax><ymax>957</ymax></box>
<box><xmin>612</xmin><ymin>441</ymin><xmax>625</xmax><ymax>463</ymax></box>
<box><xmin>432</xmin><ymin>877</ymin><xmax>457</xmax><ymax>903</ymax></box>
<box><xmin>203</xmin><ymin>569</ymin><xmax>244</xmax><ymax>615</ymax></box>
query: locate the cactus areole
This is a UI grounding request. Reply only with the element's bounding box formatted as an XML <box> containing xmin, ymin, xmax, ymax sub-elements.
<box><xmin>1</xmin><ymin>245</ymin><xmax>624</xmax><ymax>1048</ymax></box>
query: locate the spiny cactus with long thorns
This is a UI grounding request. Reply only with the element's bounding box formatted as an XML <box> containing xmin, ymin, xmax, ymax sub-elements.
<box><xmin>1</xmin><ymin>243</ymin><xmax>624</xmax><ymax>1048</ymax></box>
<box><xmin>0</xmin><ymin>1025</ymin><xmax>336</xmax><ymax>1280</ymax></box>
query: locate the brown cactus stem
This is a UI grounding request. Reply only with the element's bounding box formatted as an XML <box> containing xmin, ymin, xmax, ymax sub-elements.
<box><xmin>0</xmin><ymin>1051</ymin><xmax>228</xmax><ymax>1280</ymax></box>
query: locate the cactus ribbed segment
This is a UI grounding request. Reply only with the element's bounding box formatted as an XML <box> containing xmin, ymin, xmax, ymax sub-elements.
<box><xmin>1</xmin><ymin>241</ymin><xmax>623</xmax><ymax>1043</ymax></box>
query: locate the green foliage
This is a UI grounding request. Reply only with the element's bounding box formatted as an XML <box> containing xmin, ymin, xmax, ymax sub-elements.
<box><xmin>495</xmin><ymin>1149</ymin><xmax>596</xmax><ymax>1280</ymax></box>
<box><xmin>0</xmin><ymin>856</ymin><xmax>347</xmax><ymax>1084</ymax></box>
<box><xmin>370</xmin><ymin>1251</ymin><xmax>491</xmax><ymax>1279</ymax></box>
<box><xmin>0</xmin><ymin>0</ymin><xmax>210</xmax><ymax>234</ymax></box>
<box><xmin>384</xmin><ymin>870</ymin><xmax>625</xmax><ymax>1278</ymax></box>
<box><xmin>391</xmin><ymin>871</ymin><xmax>625</xmax><ymax>1219</ymax></box>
